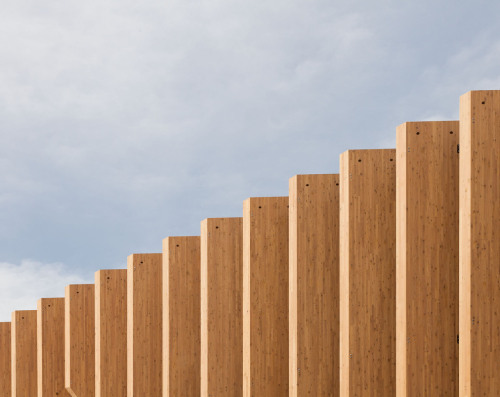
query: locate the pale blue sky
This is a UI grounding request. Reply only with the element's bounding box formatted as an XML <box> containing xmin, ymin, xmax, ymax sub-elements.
<box><xmin>1</xmin><ymin>0</ymin><xmax>500</xmax><ymax>319</ymax></box>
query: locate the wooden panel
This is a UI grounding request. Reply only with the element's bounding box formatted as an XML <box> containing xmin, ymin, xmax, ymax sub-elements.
<box><xmin>289</xmin><ymin>174</ymin><xmax>339</xmax><ymax>397</ymax></box>
<box><xmin>243</xmin><ymin>197</ymin><xmax>289</xmax><ymax>397</ymax></box>
<box><xmin>65</xmin><ymin>284</ymin><xmax>95</xmax><ymax>397</ymax></box>
<box><xmin>12</xmin><ymin>310</ymin><xmax>37</xmax><ymax>397</ymax></box>
<box><xmin>201</xmin><ymin>218</ymin><xmax>243</xmax><ymax>396</ymax></box>
<box><xmin>127</xmin><ymin>253</ymin><xmax>163</xmax><ymax>397</ymax></box>
<box><xmin>339</xmin><ymin>149</ymin><xmax>396</xmax><ymax>396</ymax></box>
<box><xmin>95</xmin><ymin>269</ymin><xmax>127</xmax><ymax>397</ymax></box>
<box><xmin>396</xmin><ymin>121</ymin><xmax>459</xmax><ymax>396</ymax></box>
<box><xmin>37</xmin><ymin>298</ymin><xmax>68</xmax><ymax>396</ymax></box>
<box><xmin>163</xmin><ymin>237</ymin><xmax>200</xmax><ymax>397</ymax></box>
<box><xmin>459</xmin><ymin>90</ymin><xmax>500</xmax><ymax>396</ymax></box>
<box><xmin>0</xmin><ymin>322</ymin><xmax>11</xmax><ymax>395</ymax></box>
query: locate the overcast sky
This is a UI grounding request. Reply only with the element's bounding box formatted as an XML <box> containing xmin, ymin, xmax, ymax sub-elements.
<box><xmin>1</xmin><ymin>0</ymin><xmax>500</xmax><ymax>320</ymax></box>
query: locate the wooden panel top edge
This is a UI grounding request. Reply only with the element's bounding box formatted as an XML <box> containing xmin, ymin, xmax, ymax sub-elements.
<box><xmin>202</xmin><ymin>216</ymin><xmax>243</xmax><ymax>222</ymax></box>
<box><xmin>242</xmin><ymin>196</ymin><xmax>288</xmax><ymax>202</ymax></box>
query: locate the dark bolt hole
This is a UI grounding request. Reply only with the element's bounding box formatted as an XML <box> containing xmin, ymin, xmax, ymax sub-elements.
<box><xmin>450</xmin><ymin>131</ymin><xmax>454</xmax><ymax>134</ymax></box>
<box><xmin>48</xmin><ymin>305</ymin><xmax>51</xmax><ymax>307</ymax></box>
<box><xmin>215</xmin><ymin>226</ymin><xmax>219</xmax><ymax>229</ymax></box>
<box><xmin>76</xmin><ymin>291</ymin><xmax>79</xmax><ymax>294</ymax></box>
<box><xmin>107</xmin><ymin>277</ymin><xmax>110</xmax><ymax>280</ymax></box>
<box><xmin>390</xmin><ymin>158</ymin><xmax>394</xmax><ymax>162</ymax></box>
<box><xmin>482</xmin><ymin>101</ymin><xmax>486</xmax><ymax>104</ymax></box>
<box><xmin>358</xmin><ymin>159</ymin><xmax>362</xmax><ymax>162</ymax></box>
<box><xmin>176</xmin><ymin>244</ymin><xmax>180</xmax><ymax>247</ymax></box>
<box><xmin>22</xmin><ymin>317</ymin><xmax>24</xmax><ymax>319</ymax></box>
<box><xmin>416</xmin><ymin>131</ymin><xmax>420</xmax><ymax>135</ymax></box>
<box><xmin>305</xmin><ymin>184</ymin><xmax>309</xmax><ymax>186</ymax></box>
<box><xmin>336</xmin><ymin>183</ymin><xmax>339</xmax><ymax>186</ymax></box>
<box><xmin>258</xmin><ymin>206</ymin><xmax>262</xmax><ymax>209</ymax></box>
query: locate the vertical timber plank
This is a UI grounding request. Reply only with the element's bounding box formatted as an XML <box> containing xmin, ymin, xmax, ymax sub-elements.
<box><xmin>65</xmin><ymin>284</ymin><xmax>95</xmax><ymax>397</ymax></box>
<box><xmin>396</xmin><ymin>121</ymin><xmax>459</xmax><ymax>396</ymax></box>
<box><xmin>0</xmin><ymin>322</ymin><xmax>11</xmax><ymax>395</ymax></box>
<box><xmin>243</xmin><ymin>197</ymin><xmax>289</xmax><ymax>397</ymax></box>
<box><xmin>12</xmin><ymin>310</ymin><xmax>37</xmax><ymax>397</ymax></box>
<box><xmin>95</xmin><ymin>269</ymin><xmax>127</xmax><ymax>397</ymax></box>
<box><xmin>37</xmin><ymin>298</ymin><xmax>67</xmax><ymax>396</ymax></box>
<box><xmin>201</xmin><ymin>218</ymin><xmax>243</xmax><ymax>396</ymax></box>
<box><xmin>163</xmin><ymin>237</ymin><xmax>200</xmax><ymax>397</ymax></box>
<box><xmin>127</xmin><ymin>253</ymin><xmax>163</xmax><ymax>397</ymax></box>
<box><xmin>459</xmin><ymin>90</ymin><xmax>500</xmax><ymax>396</ymax></box>
<box><xmin>339</xmin><ymin>149</ymin><xmax>396</xmax><ymax>396</ymax></box>
<box><xmin>289</xmin><ymin>174</ymin><xmax>339</xmax><ymax>397</ymax></box>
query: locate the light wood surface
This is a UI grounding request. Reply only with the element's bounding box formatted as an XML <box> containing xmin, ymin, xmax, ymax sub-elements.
<box><xmin>396</xmin><ymin>121</ymin><xmax>459</xmax><ymax>396</ymax></box>
<box><xmin>459</xmin><ymin>90</ymin><xmax>500</xmax><ymax>396</ymax></box>
<box><xmin>289</xmin><ymin>174</ymin><xmax>340</xmax><ymax>397</ymax></box>
<box><xmin>200</xmin><ymin>218</ymin><xmax>243</xmax><ymax>397</ymax></box>
<box><xmin>0</xmin><ymin>322</ymin><xmax>11</xmax><ymax>395</ymax></box>
<box><xmin>243</xmin><ymin>197</ymin><xmax>289</xmax><ymax>397</ymax></box>
<box><xmin>95</xmin><ymin>269</ymin><xmax>127</xmax><ymax>397</ymax></box>
<box><xmin>65</xmin><ymin>284</ymin><xmax>95</xmax><ymax>397</ymax></box>
<box><xmin>12</xmin><ymin>310</ymin><xmax>37</xmax><ymax>397</ymax></box>
<box><xmin>127</xmin><ymin>253</ymin><xmax>163</xmax><ymax>397</ymax></box>
<box><xmin>339</xmin><ymin>149</ymin><xmax>396</xmax><ymax>396</ymax></box>
<box><xmin>37</xmin><ymin>298</ymin><xmax>68</xmax><ymax>396</ymax></box>
<box><xmin>163</xmin><ymin>237</ymin><xmax>200</xmax><ymax>397</ymax></box>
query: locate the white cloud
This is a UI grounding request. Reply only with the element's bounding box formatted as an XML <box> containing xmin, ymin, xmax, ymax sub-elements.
<box><xmin>0</xmin><ymin>260</ymin><xmax>88</xmax><ymax>321</ymax></box>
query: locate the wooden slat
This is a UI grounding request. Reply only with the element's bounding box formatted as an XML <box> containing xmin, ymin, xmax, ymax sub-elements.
<box><xmin>339</xmin><ymin>149</ymin><xmax>396</xmax><ymax>396</ymax></box>
<box><xmin>201</xmin><ymin>218</ymin><xmax>243</xmax><ymax>396</ymax></box>
<box><xmin>459</xmin><ymin>90</ymin><xmax>500</xmax><ymax>396</ymax></box>
<box><xmin>12</xmin><ymin>310</ymin><xmax>37</xmax><ymax>397</ymax></box>
<box><xmin>396</xmin><ymin>121</ymin><xmax>459</xmax><ymax>396</ymax></box>
<box><xmin>289</xmin><ymin>174</ymin><xmax>339</xmax><ymax>397</ymax></box>
<box><xmin>163</xmin><ymin>237</ymin><xmax>200</xmax><ymax>397</ymax></box>
<box><xmin>0</xmin><ymin>322</ymin><xmax>11</xmax><ymax>395</ymax></box>
<box><xmin>37</xmin><ymin>298</ymin><xmax>67</xmax><ymax>396</ymax></box>
<box><xmin>127</xmin><ymin>253</ymin><xmax>163</xmax><ymax>396</ymax></box>
<box><xmin>243</xmin><ymin>197</ymin><xmax>289</xmax><ymax>397</ymax></box>
<box><xmin>65</xmin><ymin>284</ymin><xmax>95</xmax><ymax>397</ymax></box>
<box><xmin>95</xmin><ymin>269</ymin><xmax>127</xmax><ymax>397</ymax></box>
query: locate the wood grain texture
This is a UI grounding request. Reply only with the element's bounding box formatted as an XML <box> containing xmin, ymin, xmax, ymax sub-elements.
<box><xmin>459</xmin><ymin>90</ymin><xmax>500</xmax><ymax>396</ymax></box>
<box><xmin>396</xmin><ymin>121</ymin><xmax>459</xmax><ymax>396</ymax></box>
<box><xmin>339</xmin><ymin>149</ymin><xmax>396</xmax><ymax>396</ymax></box>
<box><xmin>95</xmin><ymin>269</ymin><xmax>127</xmax><ymax>397</ymax></box>
<box><xmin>289</xmin><ymin>174</ymin><xmax>339</xmax><ymax>397</ymax></box>
<box><xmin>200</xmin><ymin>218</ymin><xmax>243</xmax><ymax>397</ymax></box>
<box><xmin>65</xmin><ymin>284</ymin><xmax>95</xmax><ymax>397</ymax></box>
<box><xmin>127</xmin><ymin>253</ymin><xmax>163</xmax><ymax>397</ymax></box>
<box><xmin>37</xmin><ymin>298</ymin><xmax>68</xmax><ymax>396</ymax></box>
<box><xmin>162</xmin><ymin>237</ymin><xmax>200</xmax><ymax>397</ymax></box>
<box><xmin>12</xmin><ymin>310</ymin><xmax>37</xmax><ymax>397</ymax></box>
<box><xmin>0</xmin><ymin>322</ymin><xmax>11</xmax><ymax>395</ymax></box>
<box><xmin>243</xmin><ymin>197</ymin><xmax>289</xmax><ymax>397</ymax></box>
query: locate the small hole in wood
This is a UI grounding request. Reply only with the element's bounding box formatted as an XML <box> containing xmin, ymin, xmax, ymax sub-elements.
<box><xmin>390</xmin><ymin>158</ymin><xmax>394</xmax><ymax>162</ymax></box>
<box><xmin>416</xmin><ymin>131</ymin><xmax>420</xmax><ymax>135</ymax></box>
<box><xmin>358</xmin><ymin>159</ymin><xmax>362</xmax><ymax>162</ymax></box>
<box><xmin>305</xmin><ymin>184</ymin><xmax>309</xmax><ymax>187</ymax></box>
<box><xmin>482</xmin><ymin>101</ymin><xmax>486</xmax><ymax>104</ymax></box>
<box><xmin>450</xmin><ymin>131</ymin><xmax>454</xmax><ymax>134</ymax></box>
<box><xmin>215</xmin><ymin>226</ymin><xmax>219</xmax><ymax>229</ymax></box>
<box><xmin>22</xmin><ymin>317</ymin><xmax>24</xmax><ymax>320</ymax></box>
<box><xmin>258</xmin><ymin>206</ymin><xmax>262</xmax><ymax>209</ymax></box>
<box><xmin>336</xmin><ymin>183</ymin><xmax>339</xmax><ymax>186</ymax></box>
<box><xmin>48</xmin><ymin>305</ymin><xmax>51</xmax><ymax>307</ymax></box>
<box><xmin>176</xmin><ymin>244</ymin><xmax>180</xmax><ymax>247</ymax></box>
<box><xmin>107</xmin><ymin>276</ymin><xmax>110</xmax><ymax>280</ymax></box>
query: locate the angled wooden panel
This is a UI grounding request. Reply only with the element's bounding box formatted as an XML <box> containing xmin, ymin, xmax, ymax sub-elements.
<box><xmin>95</xmin><ymin>269</ymin><xmax>127</xmax><ymax>397</ymax></box>
<box><xmin>0</xmin><ymin>322</ymin><xmax>12</xmax><ymax>395</ymax></box>
<box><xmin>243</xmin><ymin>197</ymin><xmax>289</xmax><ymax>397</ymax></box>
<box><xmin>163</xmin><ymin>237</ymin><xmax>200</xmax><ymax>397</ymax></box>
<box><xmin>459</xmin><ymin>90</ymin><xmax>500</xmax><ymax>396</ymax></box>
<box><xmin>127</xmin><ymin>253</ymin><xmax>163</xmax><ymax>397</ymax></box>
<box><xmin>37</xmin><ymin>298</ymin><xmax>68</xmax><ymax>396</ymax></box>
<box><xmin>396</xmin><ymin>121</ymin><xmax>459</xmax><ymax>396</ymax></box>
<box><xmin>339</xmin><ymin>149</ymin><xmax>396</xmax><ymax>396</ymax></box>
<box><xmin>12</xmin><ymin>310</ymin><xmax>37</xmax><ymax>397</ymax></box>
<box><xmin>289</xmin><ymin>174</ymin><xmax>339</xmax><ymax>397</ymax></box>
<box><xmin>65</xmin><ymin>284</ymin><xmax>95</xmax><ymax>397</ymax></box>
<box><xmin>201</xmin><ymin>218</ymin><xmax>243</xmax><ymax>396</ymax></box>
